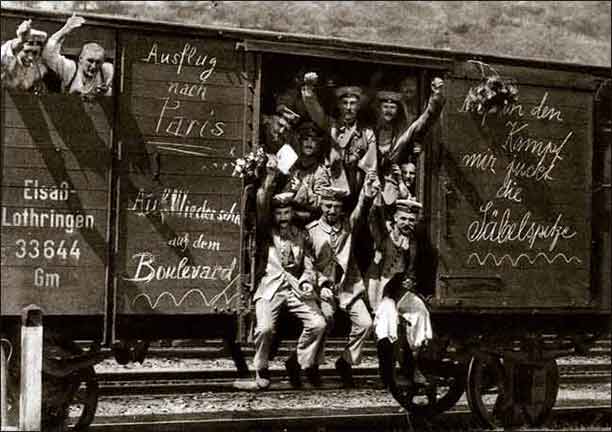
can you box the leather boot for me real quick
[304,365,322,387]
[284,353,302,388]
[335,357,355,388]
[376,338,396,388]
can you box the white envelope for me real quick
[276,144,299,174]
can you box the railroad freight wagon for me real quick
[1,7,610,430]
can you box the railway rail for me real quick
[84,404,612,432]
[94,363,611,396]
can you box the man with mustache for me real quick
[307,170,380,388]
[1,19,48,94]
[301,73,377,208]
[43,14,114,98]
[368,198,432,389]
[245,157,326,390]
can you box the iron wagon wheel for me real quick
[398,359,467,417]
[519,359,559,427]
[466,353,506,428]
[70,365,100,431]
[43,365,100,431]
[382,341,467,418]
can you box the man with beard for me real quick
[307,170,380,388]
[1,19,48,93]
[301,72,377,206]
[244,157,326,390]
[43,14,114,98]
[368,198,432,389]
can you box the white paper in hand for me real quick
[276,144,298,174]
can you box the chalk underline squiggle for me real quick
[467,252,582,267]
[131,274,240,309]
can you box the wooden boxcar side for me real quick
[1,7,610,344]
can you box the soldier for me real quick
[1,19,48,93]
[246,158,327,390]
[381,161,417,206]
[261,104,302,155]
[301,72,377,206]
[368,198,432,389]
[307,170,380,388]
[287,121,327,225]
[43,14,114,98]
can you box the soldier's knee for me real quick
[312,314,327,335]
[257,323,275,338]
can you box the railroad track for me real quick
[95,362,610,396]
[139,338,612,358]
[86,404,612,431]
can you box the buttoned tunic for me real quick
[307,219,365,309]
[368,222,432,349]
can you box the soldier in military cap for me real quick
[1,19,48,93]
[307,170,380,388]
[288,121,328,225]
[368,198,432,389]
[301,72,377,206]
[261,103,302,155]
[244,157,326,390]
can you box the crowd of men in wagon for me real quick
[2,14,446,393]
[245,68,446,391]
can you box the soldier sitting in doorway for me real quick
[241,156,327,390]
[307,171,380,388]
[368,198,433,389]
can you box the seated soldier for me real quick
[307,171,380,388]
[244,157,327,390]
[1,19,48,93]
[368,198,432,389]
[43,14,114,97]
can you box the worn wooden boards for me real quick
[435,62,595,307]
[114,33,250,315]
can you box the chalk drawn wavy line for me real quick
[132,275,240,310]
[467,252,582,267]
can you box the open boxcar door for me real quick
[114,29,256,339]
[432,60,602,309]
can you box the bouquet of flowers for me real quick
[232,147,267,184]
[464,61,519,124]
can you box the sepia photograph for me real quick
[1,1,610,431]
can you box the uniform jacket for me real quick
[254,225,316,301]
[306,192,373,309]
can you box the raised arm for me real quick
[301,72,330,132]
[255,157,280,235]
[349,169,380,230]
[42,13,84,75]
[390,78,446,164]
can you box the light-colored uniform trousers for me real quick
[320,296,372,365]
[374,291,432,349]
[253,286,326,371]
